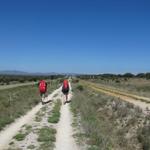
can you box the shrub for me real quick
[76,85,84,91]
[138,126,150,150]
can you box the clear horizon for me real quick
[0,0,150,74]
[0,70,149,75]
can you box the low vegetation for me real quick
[79,76,150,97]
[48,99,61,123]
[77,73,150,98]
[35,110,45,122]
[13,133,27,141]
[0,80,59,130]
[76,85,84,91]
[0,84,40,130]
[37,126,56,150]
[138,125,150,150]
[0,74,64,85]
[27,145,36,149]
[13,125,32,141]
[71,82,150,150]
[77,73,150,80]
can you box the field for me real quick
[80,76,150,98]
[0,75,64,85]
[0,77,61,131]
[71,77,150,150]
[0,75,150,150]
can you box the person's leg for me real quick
[66,88,69,101]
[63,89,69,104]
[66,93,68,101]
[63,94,66,104]
[41,93,45,104]
[64,93,68,104]
[63,93,67,105]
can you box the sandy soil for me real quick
[0,83,79,150]
[0,87,61,149]
[88,83,150,114]
[54,84,78,150]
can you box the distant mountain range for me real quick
[0,70,79,76]
[0,71,28,75]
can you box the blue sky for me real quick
[0,0,149,74]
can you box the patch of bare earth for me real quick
[0,87,61,150]
[1,83,79,150]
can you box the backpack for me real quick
[63,80,69,89]
[39,80,47,93]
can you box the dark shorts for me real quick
[40,92,46,97]
[62,88,69,95]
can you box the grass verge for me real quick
[71,82,150,150]
[37,126,56,150]
[48,99,61,123]
[85,78,150,98]
[0,81,59,131]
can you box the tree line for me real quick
[0,75,64,85]
[77,73,150,80]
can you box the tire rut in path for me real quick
[54,102,78,150]
[0,87,61,149]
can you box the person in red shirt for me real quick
[39,80,47,104]
[62,79,69,104]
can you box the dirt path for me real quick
[0,103,42,149]
[0,83,78,150]
[91,86,150,111]
[82,81,150,113]
[54,90,78,150]
[0,87,61,149]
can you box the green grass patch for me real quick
[25,125,32,131]
[13,133,27,141]
[35,110,45,122]
[37,126,56,150]
[27,145,36,149]
[39,142,54,150]
[76,85,84,91]
[38,127,56,142]
[13,124,33,142]
[9,141,14,145]
[0,81,59,130]
[48,99,61,123]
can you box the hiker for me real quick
[39,80,47,104]
[62,79,70,104]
